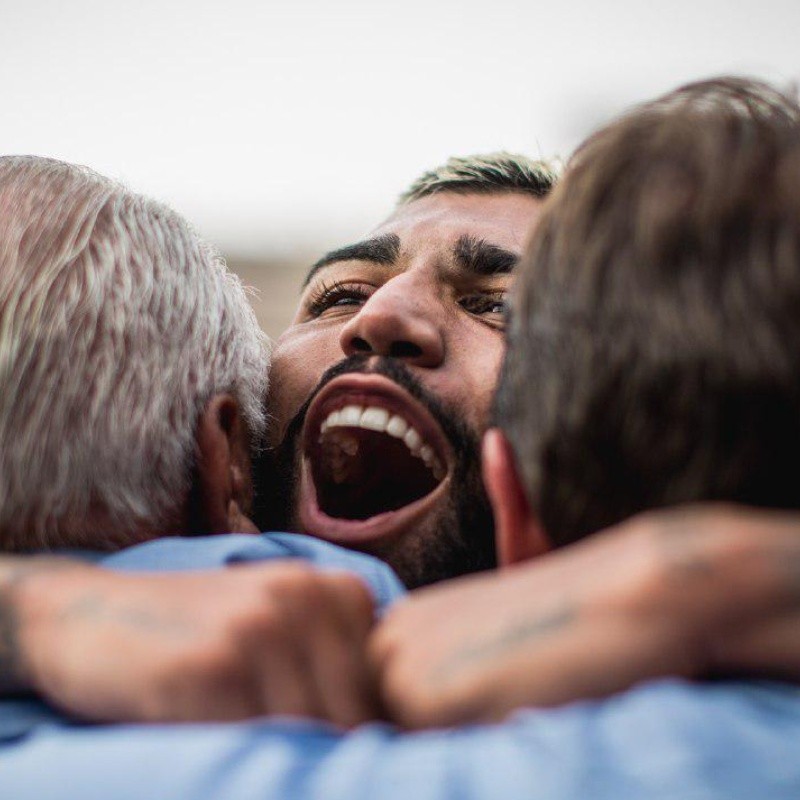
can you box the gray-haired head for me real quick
[397,151,559,206]
[0,156,270,551]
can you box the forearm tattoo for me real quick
[429,604,576,687]
[55,592,197,638]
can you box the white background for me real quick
[1,0,797,262]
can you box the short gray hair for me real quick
[398,151,559,205]
[0,156,270,551]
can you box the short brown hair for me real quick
[494,77,800,546]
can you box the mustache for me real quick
[253,353,497,583]
[279,354,480,460]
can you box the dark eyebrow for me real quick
[303,233,401,288]
[453,235,519,277]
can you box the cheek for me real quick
[452,330,506,428]
[266,326,343,446]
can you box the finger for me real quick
[303,578,382,728]
[367,599,413,673]
[241,590,327,721]
[306,620,380,728]
[321,571,376,632]
[254,638,326,720]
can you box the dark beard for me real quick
[252,354,496,587]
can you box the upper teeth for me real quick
[319,404,445,481]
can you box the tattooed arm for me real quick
[7,504,800,729]
[370,505,800,729]
[0,556,380,726]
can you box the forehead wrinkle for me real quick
[303,233,401,288]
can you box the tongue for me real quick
[313,429,439,520]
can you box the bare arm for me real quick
[8,504,800,729]
[371,504,800,729]
[0,555,381,727]
[0,555,80,694]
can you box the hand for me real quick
[11,559,379,727]
[370,504,800,729]
[0,556,81,694]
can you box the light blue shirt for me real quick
[0,533,405,742]
[2,533,800,799]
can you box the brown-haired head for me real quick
[494,76,800,546]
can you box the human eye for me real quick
[458,291,508,326]
[305,279,371,319]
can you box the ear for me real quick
[482,428,551,567]
[194,394,259,535]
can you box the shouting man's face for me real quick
[264,191,543,586]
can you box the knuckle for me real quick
[367,627,392,672]
[380,667,437,729]
[188,642,241,682]
[377,660,407,713]
[141,651,231,720]
[209,600,285,651]
[278,562,319,586]
[265,563,326,604]
[236,605,285,643]
[370,623,395,669]
[328,573,375,617]
[373,602,412,646]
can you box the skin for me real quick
[6,189,800,730]
[372,431,800,729]
[11,558,378,726]
[0,396,381,727]
[0,189,547,723]
[267,191,543,580]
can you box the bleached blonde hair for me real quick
[0,156,270,551]
[397,152,559,205]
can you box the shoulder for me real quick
[99,532,406,609]
[3,680,800,799]
[495,679,800,796]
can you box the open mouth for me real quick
[299,375,452,542]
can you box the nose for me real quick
[339,274,445,368]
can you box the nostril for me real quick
[351,336,372,353]
[389,341,423,359]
